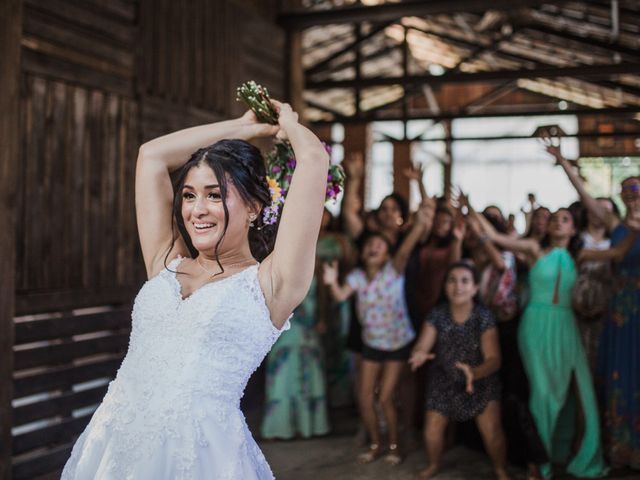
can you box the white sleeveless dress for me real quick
[61,257,289,479]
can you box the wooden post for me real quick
[0,0,22,478]
[443,120,453,202]
[285,29,305,117]
[393,140,412,201]
[343,122,370,206]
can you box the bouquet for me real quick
[237,81,345,225]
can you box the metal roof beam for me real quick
[279,0,558,30]
[307,63,640,90]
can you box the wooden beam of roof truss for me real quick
[519,24,640,61]
[306,63,640,90]
[412,131,640,142]
[279,0,560,30]
[310,106,640,125]
[306,21,394,76]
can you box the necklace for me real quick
[195,256,256,277]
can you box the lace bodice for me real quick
[61,257,289,480]
[124,257,286,406]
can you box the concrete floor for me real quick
[254,408,639,480]
[261,434,521,480]
[261,433,640,480]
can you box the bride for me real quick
[61,101,329,479]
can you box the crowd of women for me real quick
[259,139,640,480]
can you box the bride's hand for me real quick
[237,110,280,142]
[271,100,299,142]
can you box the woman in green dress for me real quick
[260,274,330,440]
[479,208,608,479]
[261,210,351,439]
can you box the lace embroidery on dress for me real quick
[61,256,289,480]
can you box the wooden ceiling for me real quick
[279,0,640,128]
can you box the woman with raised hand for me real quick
[342,151,409,249]
[547,140,640,470]
[323,200,435,466]
[476,203,611,479]
[61,102,330,479]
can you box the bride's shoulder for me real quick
[148,254,188,279]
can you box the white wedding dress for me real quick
[61,257,289,479]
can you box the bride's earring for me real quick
[248,213,257,228]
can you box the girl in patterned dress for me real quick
[323,200,435,465]
[409,262,509,480]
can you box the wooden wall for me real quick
[3,1,285,478]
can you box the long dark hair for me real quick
[524,206,551,238]
[540,207,583,258]
[377,192,409,224]
[165,139,276,273]
[426,206,455,248]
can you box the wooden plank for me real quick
[167,0,179,101]
[136,0,151,95]
[15,287,136,315]
[100,94,120,286]
[117,98,136,283]
[61,82,74,287]
[13,413,92,455]
[78,0,136,21]
[203,0,215,108]
[41,78,54,289]
[22,36,131,78]
[23,12,134,69]
[193,0,204,107]
[178,0,189,103]
[13,356,122,398]
[0,0,22,476]
[13,386,106,428]
[14,332,130,370]
[12,443,72,480]
[15,75,30,292]
[24,0,134,46]
[14,309,130,344]
[68,86,87,288]
[22,49,132,96]
[28,76,47,291]
[48,81,68,289]
[87,89,105,286]
[156,0,168,97]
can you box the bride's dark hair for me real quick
[165,139,276,273]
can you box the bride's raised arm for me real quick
[260,102,330,328]
[135,113,279,278]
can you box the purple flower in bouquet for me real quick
[237,80,346,219]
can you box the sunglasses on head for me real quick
[622,184,640,193]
